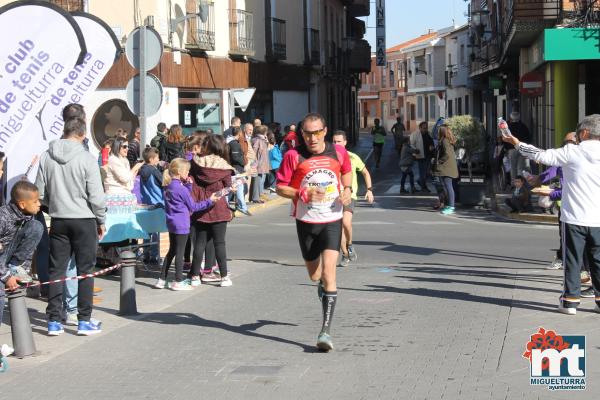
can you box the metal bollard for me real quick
[118,250,138,316]
[7,288,37,358]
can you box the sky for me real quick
[361,0,469,49]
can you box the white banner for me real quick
[0,1,86,154]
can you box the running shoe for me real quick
[190,276,202,287]
[581,287,595,298]
[77,319,102,336]
[339,256,350,267]
[154,278,166,289]
[220,276,233,287]
[201,271,221,283]
[316,332,334,352]
[441,206,455,215]
[347,245,358,262]
[547,258,563,270]
[170,281,193,291]
[47,321,64,336]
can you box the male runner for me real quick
[276,113,352,351]
[332,131,374,267]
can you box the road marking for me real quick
[384,184,401,195]
[408,221,460,225]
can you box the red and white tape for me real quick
[24,264,122,288]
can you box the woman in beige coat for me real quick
[104,137,143,195]
[433,125,459,215]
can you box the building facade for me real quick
[12,0,371,151]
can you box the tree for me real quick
[446,115,485,180]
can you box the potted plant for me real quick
[446,115,487,206]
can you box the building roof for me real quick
[386,32,438,54]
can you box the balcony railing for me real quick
[271,18,287,60]
[305,28,321,65]
[503,0,561,36]
[186,3,215,52]
[48,0,84,11]
[347,38,371,73]
[229,9,255,57]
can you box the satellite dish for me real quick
[198,0,209,23]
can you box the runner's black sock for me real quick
[321,291,337,335]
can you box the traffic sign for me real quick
[125,26,163,70]
[233,88,256,112]
[126,73,163,116]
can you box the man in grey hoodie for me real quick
[35,117,106,336]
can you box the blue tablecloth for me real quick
[100,208,168,244]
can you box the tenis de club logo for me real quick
[523,327,586,391]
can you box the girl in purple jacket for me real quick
[156,158,219,291]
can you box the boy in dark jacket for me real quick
[139,147,164,264]
[398,136,416,193]
[0,181,44,330]
[505,175,532,213]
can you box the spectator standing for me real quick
[150,122,168,160]
[398,136,416,193]
[250,125,270,203]
[228,127,251,216]
[503,114,600,315]
[507,111,531,180]
[139,147,164,264]
[156,158,217,290]
[371,118,386,168]
[411,121,435,192]
[189,135,236,287]
[433,125,459,215]
[35,117,106,336]
[163,124,185,163]
[224,117,241,142]
[127,127,142,168]
[104,137,143,195]
[266,131,283,193]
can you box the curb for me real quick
[494,207,558,224]
[236,196,289,218]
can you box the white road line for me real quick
[408,221,459,225]
[384,184,401,195]
[352,221,395,225]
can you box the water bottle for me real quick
[497,117,513,139]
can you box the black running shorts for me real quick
[343,199,356,213]
[295,219,343,262]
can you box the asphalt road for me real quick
[2,135,595,400]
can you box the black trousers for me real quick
[562,223,600,306]
[190,221,228,278]
[161,233,188,282]
[47,218,98,322]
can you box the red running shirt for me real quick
[276,143,352,223]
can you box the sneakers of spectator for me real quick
[64,312,78,326]
[154,278,166,289]
[547,257,563,270]
[47,321,64,336]
[441,206,456,215]
[0,344,13,373]
[9,263,33,283]
[170,280,193,291]
[220,276,233,287]
[201,271,221,283]
[581,271,591,284]
[581,287,595,298]
[189,276,202,287]
[77,319,102,336]
[339,256,350,267]
[558,301,577,315]
[347,244,358,262]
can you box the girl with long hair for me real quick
[433,125,459,215]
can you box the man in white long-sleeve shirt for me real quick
[503,114,600,315]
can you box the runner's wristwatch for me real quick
[367,187,373,191]
[343,186,353,193]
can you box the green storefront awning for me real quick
[545,28,600,61]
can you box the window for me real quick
[429,95,436,120]
[370,104,376,118]
[427,54,432,75]
[389,62,394,87]
[457,97,462,115]
[417,96,424,119]
[447,99,453,117]
[465,95,469,115]
[460,44,465,65]
[381,65,386,87]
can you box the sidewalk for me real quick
[492,193,558,224]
